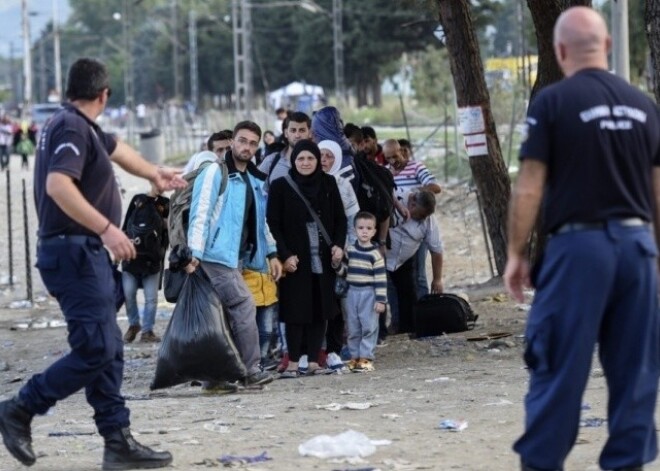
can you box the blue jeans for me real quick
[122,271,159,333]
[256,304,276,359]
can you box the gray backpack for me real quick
[168,160,228,250]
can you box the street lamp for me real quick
[232,0,344,117]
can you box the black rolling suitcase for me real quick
[413,293,478,338]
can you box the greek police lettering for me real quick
[600,120,633,130]
[579,105,610,122]
[579,104,646,131]
[611,105,647,123]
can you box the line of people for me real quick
[158,106,447,385]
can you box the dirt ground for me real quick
[0,164,659,471]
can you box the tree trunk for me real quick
[527,0,592,100]
[525,0,592,264]
[371,74,382,107]
[646,0,660,102]
[356,80,368,107]
[436,0,511,276]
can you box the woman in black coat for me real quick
[267,140,347,376]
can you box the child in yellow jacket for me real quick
[242,269,278,371]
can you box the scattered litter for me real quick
[576,438,590,445]
[339,390,360,396]
[239,414,275,420]
[7,377,23,383]
[48,431,96,437]
[580,418,606,428]
[382,459,434,470]
[381,413,400,420]
[0,275,17,285]
[218,451,271,465]
[299,429,389,459]
[515,304,532,311]
[124,394,152,401]
[183,439,200,445]
[581,403,591,410]
[466,332,512,341]
[424,377,454,383]
[0,361,9,372]
[203,420,232,433]
[483,399,513,407]
[438,419,468,431]
[9,300,32,309]
[316,403,374,411]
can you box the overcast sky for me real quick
[0,0,71,58]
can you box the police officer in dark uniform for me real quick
[504,7,660,471]
[0,58,186,469]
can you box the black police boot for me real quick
[0,396,36,466]
[102,427,172,470]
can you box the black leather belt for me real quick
[38,234,100,246]
[552,217,647,236]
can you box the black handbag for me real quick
[163,269,187,303]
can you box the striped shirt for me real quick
[390,160,437,205]
[337,242,387,304]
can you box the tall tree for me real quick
[526,0,590,100]
[436,0,511,275]
[646,0,660,102]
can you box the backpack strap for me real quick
[267,151,283,184]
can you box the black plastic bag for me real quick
[163,268,186,303]
[150,270,247,390]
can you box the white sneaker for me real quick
[298,354,308,374]
[326,352,347,371]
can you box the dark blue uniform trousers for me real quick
[514,222,660,470]
[18,236,130,436]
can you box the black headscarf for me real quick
[289,139,323,206]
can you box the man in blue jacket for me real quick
[186,120,282,386]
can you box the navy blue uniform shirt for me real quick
[34,103,120,238]
[520,69,660,234]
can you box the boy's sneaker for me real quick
[276,353,290,373]
[298,355,309,374]
[326,352,347,371]
[358,359,375,372]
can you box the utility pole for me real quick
[122,0,135,144]
[21,0,33,115]
[611,0,630,81]
[189,9,198,110]
[171,0,183,101]
[53,0,62,100]
[38,37,46,102]
[332,0,345,105]
[9,41,18,104]
[232,0,253,117]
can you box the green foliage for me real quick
[410,45,453,107]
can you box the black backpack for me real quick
[353,156,396,224]
[413,293,478,337]
[122,194,166,275]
